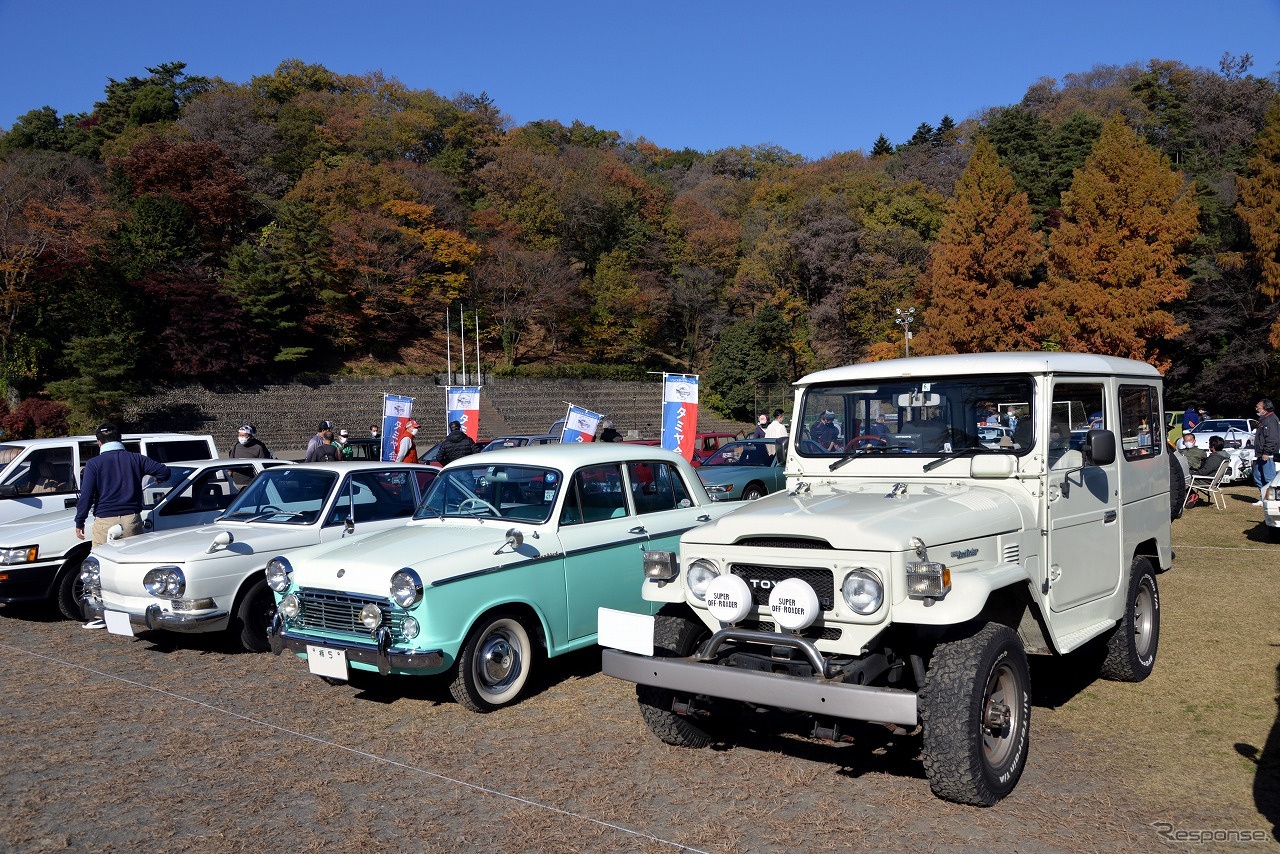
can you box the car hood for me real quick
[94,522,319,565]
[285,521,545,598]
[684,480,1028,552]
[0,508,76,545]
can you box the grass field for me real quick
[1044,480,1280,834]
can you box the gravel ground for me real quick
[0,601,1239,853]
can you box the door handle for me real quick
[64,498,77,509]
[629,526,647,535]
[1103,510,1117,523]
[697,514,711,522]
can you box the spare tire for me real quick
[1169,449,1187,521]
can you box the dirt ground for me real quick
[1,581,1272,854]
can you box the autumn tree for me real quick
[1038,115,1200,368]
[1233,97,1280,346]
[913,138,1044,355]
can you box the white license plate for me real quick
[104,610,134,637]
[306,644,349,680]
[597,607,655,656]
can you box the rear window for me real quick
[146,439,213,463]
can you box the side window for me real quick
[627,461,693,513]
[158,467,248,516]
[565,464,627,523]
[1119,385,1162,462]
[147,439,213,463]
[1050,383,1105,468]
[327,472,401,525]
[3,448,75,495]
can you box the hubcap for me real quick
[478,632,519,691]
[1133,580,1155,658]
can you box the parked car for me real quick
[79,462,438,652]
[0,433,217,525]
[1183,418,1258,482]
[266,444,736,710]
[480,434,560,451]
[695,440,787,501]
[0,458,290,619]
[690,432,746,465]
[1263,472,1280,539]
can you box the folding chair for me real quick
[1186,464,1228,510]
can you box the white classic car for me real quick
[79,462,437,651]
[267,444,736,711]
[0,458,288,619]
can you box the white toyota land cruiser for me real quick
[600,352,1171,806]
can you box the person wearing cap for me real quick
[396,420,421,464]
[334,428,354,460]
[752,414,768,439]
[305,420,333,462]
[436,420,476,466]
[810,410,840,451]
[598,419,622,443]
[228,424,272,460]
[74,422,170,552]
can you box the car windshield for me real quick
[416,464,561,523]
[222,468,338,525]
[701,441,776,467]
[796,375,1035,459]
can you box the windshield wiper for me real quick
[922,447,995,472]
[242,509,304,522]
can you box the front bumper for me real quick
[82,600,229,633]
[0,559,64,603]
[268,613,444,675]
[602,648,919,727]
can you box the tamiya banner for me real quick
[661,374,699,460]
[561,405,602,443]
[447,386,481,440]
[381,394,414,462]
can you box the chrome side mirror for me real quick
[493,527,524,555]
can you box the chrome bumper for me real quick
[267,612,444,675]
[602,649,919,726]
[82,600,229,632]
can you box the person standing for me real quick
[1253,398,1280,505]
[314,430,342,463]
[228,424,272,459]
[334,428,353,459]
[764,409,788,440]
[598,419,622,442]
[75,422,172,624]
[396,420,421,463]
[369,425,380,439]
[436,420,475,466]
[305,421,331,462]
[751,414,768,439]
[1183,404,1201,432]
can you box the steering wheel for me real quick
[258,505,283,515]
[844,435,889,452]
[458,497,499,516]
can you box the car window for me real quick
[146,439,213,463]
[0,447,75,495]
[559,464,627,525]
[325,470,418,526]
[627,461,693,514]
[1118,384,1162,462]
[156,465,246,516]
[419,464,561,523]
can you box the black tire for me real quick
[54,548,91,620]
[637,614,720,748]
[1168,452,1187,521]
[1099,557,1160,682]
[920,623,1031,807]
[449,614,533,712]
[741,482,766,501]
[233,578,276,653]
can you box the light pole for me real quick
[894,307,915,357]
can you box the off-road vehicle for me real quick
[600,352,1171,805]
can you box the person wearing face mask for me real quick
[228,424,272,459]
[334,428,353,460]
[396,420,421,463]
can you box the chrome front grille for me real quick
[728,563,836,611]
[295,588,403,634]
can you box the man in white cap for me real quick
[228,424,272,459]
[752,414,768,439]
[396,420,421,463]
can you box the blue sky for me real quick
[1,1,1276,160]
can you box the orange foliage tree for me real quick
[1037,115,1199,369]
[1233,98,1280,345]
[914,138,1044,355]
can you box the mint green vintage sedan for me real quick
[267,443,736,711]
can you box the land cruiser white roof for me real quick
[796,352,1162,387]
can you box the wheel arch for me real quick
[464,601,549,656]
[228,567,268,615]
[1131,538,1166,573]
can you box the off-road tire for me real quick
[741,482,766,501]
[1168,452,1187,521]
[54,548,91,620]
[234,578,276,653]
[450,614,533,712]
[637,614,720,748]
[920,623,1031,807]
[1099,557,1160,682]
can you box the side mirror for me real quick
[0,485,15,498]
[1086,429,1116,466]
[206,530,234,554]
[107,523,125,543]
[343,518,355,536]
[493,527,524,555]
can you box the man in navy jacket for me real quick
[74,423,170,548]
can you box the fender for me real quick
[893,563,1031,626]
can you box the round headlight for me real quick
[143,566,186,598]
[359,603,383,630]
[768,578,821,630]
[842,569,883,615]
[401,616,420,640]
[79,556,101,585]
[279,593,300,619]
[389,568,423,608]
[265,557,293,592]
[687,559,720,601]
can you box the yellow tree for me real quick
[1038,115,1199,369]
[1233,97,1280,345]
[914,137,1044,355]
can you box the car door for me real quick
[148,464,264,531]
[0,444,79,520]
[559,463,652,640]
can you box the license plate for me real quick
[306,644,348,680]
[597,607,655,656]
[104,610,134,637]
